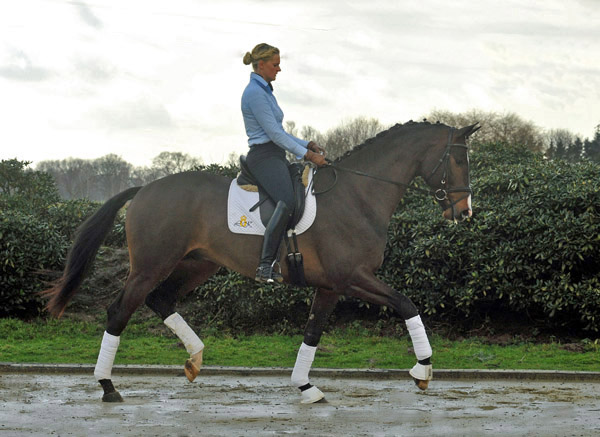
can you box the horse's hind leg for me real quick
[95,270,163,402]
[145,257,220,382]
[291,288,339,404]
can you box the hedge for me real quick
[0,160,126,316]
[381,143,600,332]
[2,148,599,333]
[183,143,600,333]
[0,209,67,316]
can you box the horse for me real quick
[42,120,478,404]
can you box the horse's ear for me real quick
[456,123,481,140]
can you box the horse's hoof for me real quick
[184,350,203,382]
[300,386,325,404]
[409,362,432,391]
[413,378,429,391]
[102,391,124,402]
[184,359,201,382]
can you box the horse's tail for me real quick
[41,187,142,317]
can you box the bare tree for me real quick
[130,166,162,186]
[424,109,545,151]
[225,151,241,168]
[284,117,386,161]
[323,117,387,159]
[284,120,298,137]
[151,151,203,178]
[300,125,326,145]
[37,158,96,199]
[93,154,132,200]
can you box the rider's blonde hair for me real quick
[243,43,280,71]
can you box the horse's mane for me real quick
[333,120,450,163]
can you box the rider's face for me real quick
[258,54,281,83]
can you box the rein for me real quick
[314,162,435,197]
[312,127,472,214]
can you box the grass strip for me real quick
[1,318,598,371]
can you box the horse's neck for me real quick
[337,139,420,219]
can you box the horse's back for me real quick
[129,171,230,211]
[125,171,232,252]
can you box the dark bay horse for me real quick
[43,121,478,403]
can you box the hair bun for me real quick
[242,52,254,65]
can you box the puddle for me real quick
[1,373,599,436]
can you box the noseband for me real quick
[314,127,472,218]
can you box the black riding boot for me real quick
[256,201,290,283]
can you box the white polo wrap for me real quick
[94,331,120,381]
[291,342,317,387]
[164,312,204,355]
[405,315,432,360]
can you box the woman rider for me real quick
[241,43,327,283]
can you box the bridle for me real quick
[313,127,472,219]
[424,128,473,219]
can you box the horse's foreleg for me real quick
[347,269,433,390]
[405,315,433,389]
[291,288,339,404]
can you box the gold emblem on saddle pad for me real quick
[234,215,253,228]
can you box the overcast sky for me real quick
[1,0,599,167]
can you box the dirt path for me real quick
[1,371,599,436]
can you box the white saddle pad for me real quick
[227,168,317,236]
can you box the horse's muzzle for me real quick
[442,194,472,221]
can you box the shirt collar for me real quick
[251,72,273,92]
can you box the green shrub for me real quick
[183,268,314,333]
[0,209,68,317]
[0,159,60,213]
[0,161,114,317]
[44,199,127,247]
[44,199,99,241]
[381,142,600,332]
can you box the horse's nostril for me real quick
[461,209,472,220]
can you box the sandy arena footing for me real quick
[1,366,599,436]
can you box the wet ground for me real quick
[1,369,599,436]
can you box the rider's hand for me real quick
[304,149,328,167]
[307,141,326,156]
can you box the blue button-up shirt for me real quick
[241,73,308,158]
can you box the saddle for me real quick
[236,155,311,287]
[237,155,308,229]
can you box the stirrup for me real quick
[255,262,283,283]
